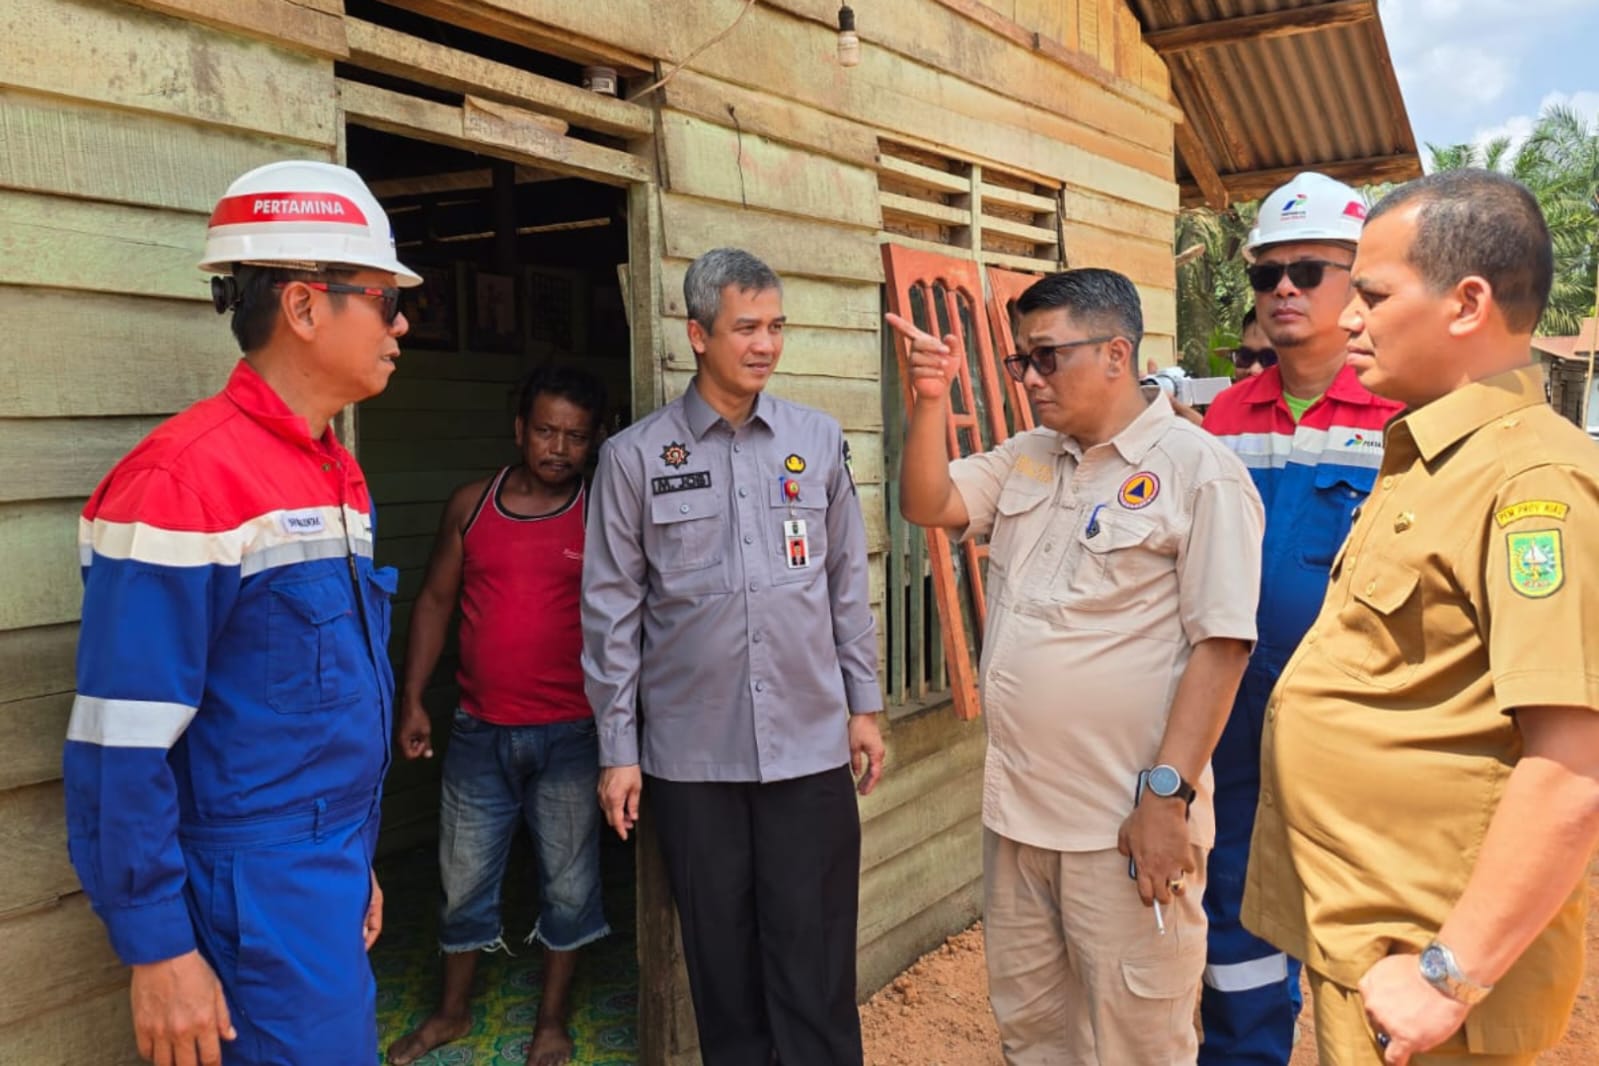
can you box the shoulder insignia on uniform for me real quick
[1118,471,1160,510]
[784,453,806,474]
[659,441,691,468]
[1495,500,1569,527]
[652,471,711,495]
[1507,529,1564,598]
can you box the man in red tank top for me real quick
[387,367,609,1066]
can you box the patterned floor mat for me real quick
[371,835,639,1065]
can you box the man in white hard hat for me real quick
[1198,173,1403,1065]
[64,160,417,1066]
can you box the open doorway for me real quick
[347,124,641,1062]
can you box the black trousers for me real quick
[648,765,864,1066]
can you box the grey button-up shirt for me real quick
[582,378,881,782]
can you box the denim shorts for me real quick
[437,708,610,953]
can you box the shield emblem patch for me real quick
[1507,529,1563,598]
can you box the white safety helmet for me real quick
[198,160,421,287]
[1242,172,1368,262]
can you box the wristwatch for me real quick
[1419,941,1493,1005]
[1145,764,1196,809]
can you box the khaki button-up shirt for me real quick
[1243,365,1599,1054]
[950,393,1263,852]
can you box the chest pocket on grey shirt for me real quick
[768,475,828,584]
[649,492,726,593]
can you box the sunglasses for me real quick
[1003,335,1117,383]
[1230,345,1278,369]
[1247,259,1351,293]
[277,280,404,324]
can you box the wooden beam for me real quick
[1174,113,1229,209]
[1145,0,1377,55]
[378,0,652,73]
[117,0,348,59]
[1179,153,1422,205]
[368,166,564,198]
[337,80,649,187]
[343,17,653,139]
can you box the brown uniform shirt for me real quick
[1243,365,1599,1054]
[949,392,1263,853]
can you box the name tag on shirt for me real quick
[280,509,326,535]
[652,471,712,495]
[784,519,810,569]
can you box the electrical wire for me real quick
[627,0,759,101]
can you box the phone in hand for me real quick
[1128,769,1150,879]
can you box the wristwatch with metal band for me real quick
[1419,941,1493,1005]
[1145,764,1196,809]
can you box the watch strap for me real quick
[1422,941,1493,1006]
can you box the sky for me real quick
[1379,0,1599,162]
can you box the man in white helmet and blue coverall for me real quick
[1199,172,1403,1063]
[64,160,419,1065]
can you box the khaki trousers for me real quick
[983,830,1207,1065]
[1308,972,1535,1066]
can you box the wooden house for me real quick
[0,1,1417,1061]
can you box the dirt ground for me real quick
[861,865,1599,1065]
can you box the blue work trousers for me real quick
[182,794,379,1066]
[1201,657,1301,1066]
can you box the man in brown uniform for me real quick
[1244,168,1599,1066]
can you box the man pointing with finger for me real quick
[893,269,1262,1064]
[582,248,884,1066]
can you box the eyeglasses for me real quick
[277,280,404,324]
[1247,259,1351,293]
[1003,335,1117,382]
[1230,345,1278,370]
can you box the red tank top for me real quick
[457,468,591,726]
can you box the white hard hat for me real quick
[1242,172,1368,262]
[198,160,421,287]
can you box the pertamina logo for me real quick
[1342,432,1383,450]
[1280,192,1308,221]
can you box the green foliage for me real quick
[1425,103,1599,335]
[1173,202,1255,376]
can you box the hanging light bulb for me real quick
[837,4,860,68]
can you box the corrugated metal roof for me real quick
[1129,0,1422,206]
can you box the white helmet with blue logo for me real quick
[1243,172,1368,263]
[198,160,421,287]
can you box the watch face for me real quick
[1419,947,1448,981]
[1148,765,1181,796]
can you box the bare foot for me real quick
[527,1020,574,1066]
[387,1011,473,1065]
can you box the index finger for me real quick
[884,312,946,351]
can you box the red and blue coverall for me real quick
[64,361,397,1064]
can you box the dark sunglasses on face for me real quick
[1231,345,1278,369]
[1247,259,1351,293]
[1003,335,1117,383]
[276,280,404,324]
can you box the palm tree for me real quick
[1173,202,1256,376]
[1426,103,1599,335]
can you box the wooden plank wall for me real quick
[0,1,338,1060]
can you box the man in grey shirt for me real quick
[582,247,885,1065]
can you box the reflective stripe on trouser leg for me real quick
[1205,953,1289,991]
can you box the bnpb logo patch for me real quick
[1118,471,1159,510]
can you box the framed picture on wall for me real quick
[469,268,521,353]
[404,263,458,349]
